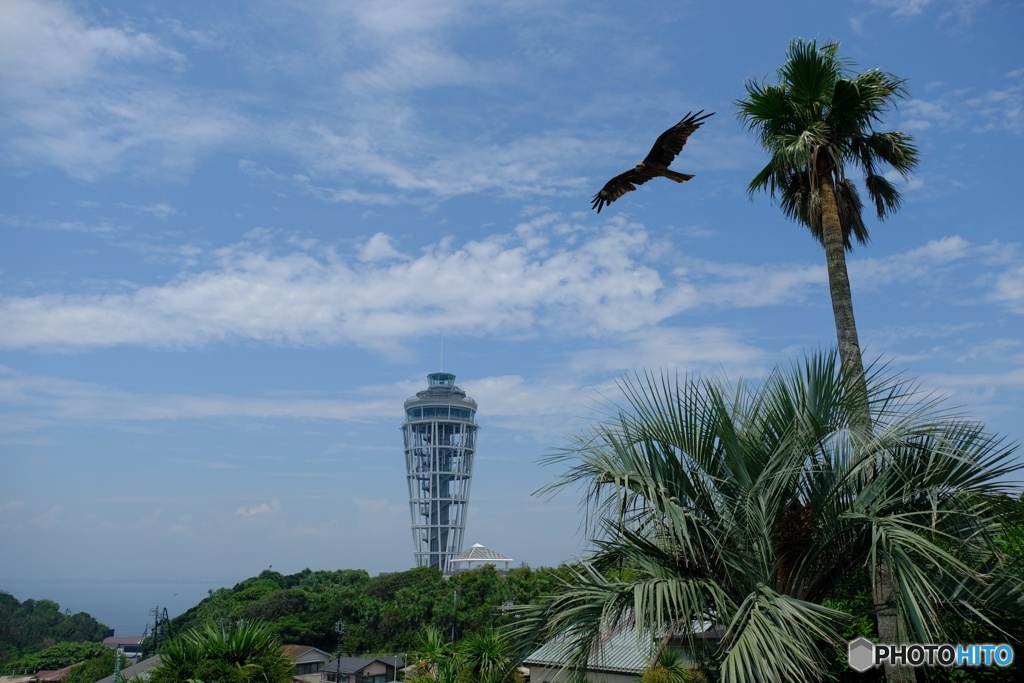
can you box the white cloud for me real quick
[117,202,179,219]
[290,124,589,199]
[850,236,972,286]
[0,334,764,448]
[0,0,179,94]
[235,500,281,517]
[991,265,1024,313]
[0,0,717,200]
[0,230,997,354]
[866,0,986,19]
[0,214,122,235]
[358,233,406,262]
[169,514,194,537]
[343,43,495,93]
[900,73,1023,137]
[0,225,672,350]
[900,98,956,131]
[4,88,244,180]
[0,0,241,179]
[30,506,63,528]
[966,79,1024,134]
[343,0,467,37]
[878,0,933,15]
[0,365,398,423]
[922,368,1024,390]
[567,327,767,377]
[692,260,824,308]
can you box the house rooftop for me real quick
[450,543,512,565]
[103,635,144,647]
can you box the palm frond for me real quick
[720,586,846,681]
[524,350,1022,681]
[835,179,869,245]
[779,40,841,108]
[736,38,920,245]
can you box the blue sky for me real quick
[1,0,1022,635]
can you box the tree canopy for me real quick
[163,564,566,657]
[0,592,109,668]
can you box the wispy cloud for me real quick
[0,0,180,93]
[0,227,1005,353]
[865,0,988,20]
[116,202,179,219]
[235,500,281,517]
[868,0,936,17]
[899,70,1023,136]
[0,0,716,200]
[0,223,663,350]
[0,213,122,235]
[850,236,973,286]
[0,1,247,180]
[0,365,397,423]
[991,265,1024,314]
[0,500,27,514]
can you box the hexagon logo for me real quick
[848,637,875,672]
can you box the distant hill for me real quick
[0,591,110,665]
[163,564,567,656]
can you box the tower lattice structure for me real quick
[402,372,478,575]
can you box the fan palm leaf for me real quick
[515,351,1020,682]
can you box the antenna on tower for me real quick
[440,334,444,372]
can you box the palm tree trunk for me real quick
[820,178,914,683]
[874,563,915,682]
[818,177,864,382]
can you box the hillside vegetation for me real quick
[163,564,567,656]
[0,592,109,667]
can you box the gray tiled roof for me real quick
[524,617,721,674]
[326,656,406,674]
[94,655,162,683]
[328,657,375,673]
[450,543,512,563]
[523,622,655,674]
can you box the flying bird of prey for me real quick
[591,110,714,213]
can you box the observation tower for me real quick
[402,372,478,575]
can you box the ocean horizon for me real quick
[2,576,241,638]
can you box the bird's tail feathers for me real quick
[663,170,695,183]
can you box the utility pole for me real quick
[150,606,160,652]
[451,589,457,641]
[335,620,344,683]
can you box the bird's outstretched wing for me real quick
[642,110,714,167]
[591,168,656,213]
[591,110,714,213]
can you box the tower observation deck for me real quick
[402,372,478,575]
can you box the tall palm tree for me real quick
[515,351,1019,682]
[737,42,920,679]
[736,40,919,382]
